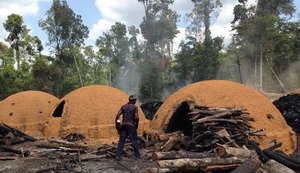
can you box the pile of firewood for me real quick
[0,123,37,145]
[145,106,300,172]
[144,107,265,153]
[149,146,300,173]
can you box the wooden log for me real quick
[0,156,18,160]
[188,131,211,145]
[202,164,240,172]
[152,150,217,160]
[144,138,159,148]
[173,136,190,150]
[200,118,244,124]
[147,167,171,173]
[231,158,262,173]
[265,143,282,151]
[249,141,269,162]
[230,129,265,139]
[192,108,245,124]
[48,138,76,146]
[0,145,30,156]
[218,146,257,158]
[48,138,87,149]
[1,123,37,141]
[35,142,63,149]
[263,159,295,173]
[215,129,240,148]
[72,154,107,162]
[58,147,85,153]
[161,137,178,152]
[157,157,246,169]
[263,149,300,170]
[255,167,270,173]
[158,131,183,141]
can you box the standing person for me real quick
[115,95,140,160]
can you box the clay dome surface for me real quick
[289,88,300,95]
[0,91,59,137]
[149,80,296,154]
[53,85,149,144]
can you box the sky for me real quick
[0,0,299,55]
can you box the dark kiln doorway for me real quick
[165,102,193,136]
[52,100,65,117]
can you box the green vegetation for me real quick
[0,0,299,101]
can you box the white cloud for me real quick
[0,0,41,42]
[173,27,186,53]
[90,0,253,50]
[87,19,114,45]
[95,0,144,26]
[89,0,144,43]
[210,0,238,45]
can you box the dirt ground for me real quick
[0,156,156,173]
[0,141,157,173]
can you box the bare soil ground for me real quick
[0,141,157,173]
[0,156,156,173]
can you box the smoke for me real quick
[279,59,300,92]
[115,59,141,97]
[216,50,298,94]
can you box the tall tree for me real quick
[138,0,178,102]
[96,22,129,86]
[3,14,27,69]
[186,0,222,42]
[39,0,88,57]
[39,0,89,95]
[174,0,223,83]
[231,0,297,92]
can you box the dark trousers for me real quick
[116,124,140,157]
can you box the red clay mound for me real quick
[0,91,59,138]
[52,85,149,144]
[148,80,296,154]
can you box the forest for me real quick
[0,0,299,102]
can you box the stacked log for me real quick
[0,123,37,144]
[150,107,265,153]
[150,147,259,172]
[148,106,300,172]
[189,106,265,152]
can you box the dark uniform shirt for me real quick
[120,103,138,127]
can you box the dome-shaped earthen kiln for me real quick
[0,91,59,138]
[289,88,300,95]
[149,80,296,154]
[51,85,149,144]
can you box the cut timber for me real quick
[0,145,30,156]
[159,131,183,141]
[264,159,295,173]
[47,138,86,149]
[78,154,107,162]
[0,156,18,160]
[202,164,240,172]
[215,129,239,148]
[157,157,246,169]
[48,138,76,146]
[161,137,177,152]
[231,158,261,173]
[152,150,217,160]
[263,149,300,170]
[147,168,171,173]
[192,108,245,124]
[1,123,37,142]
[218,146,257,158]
[255,167,269,173]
